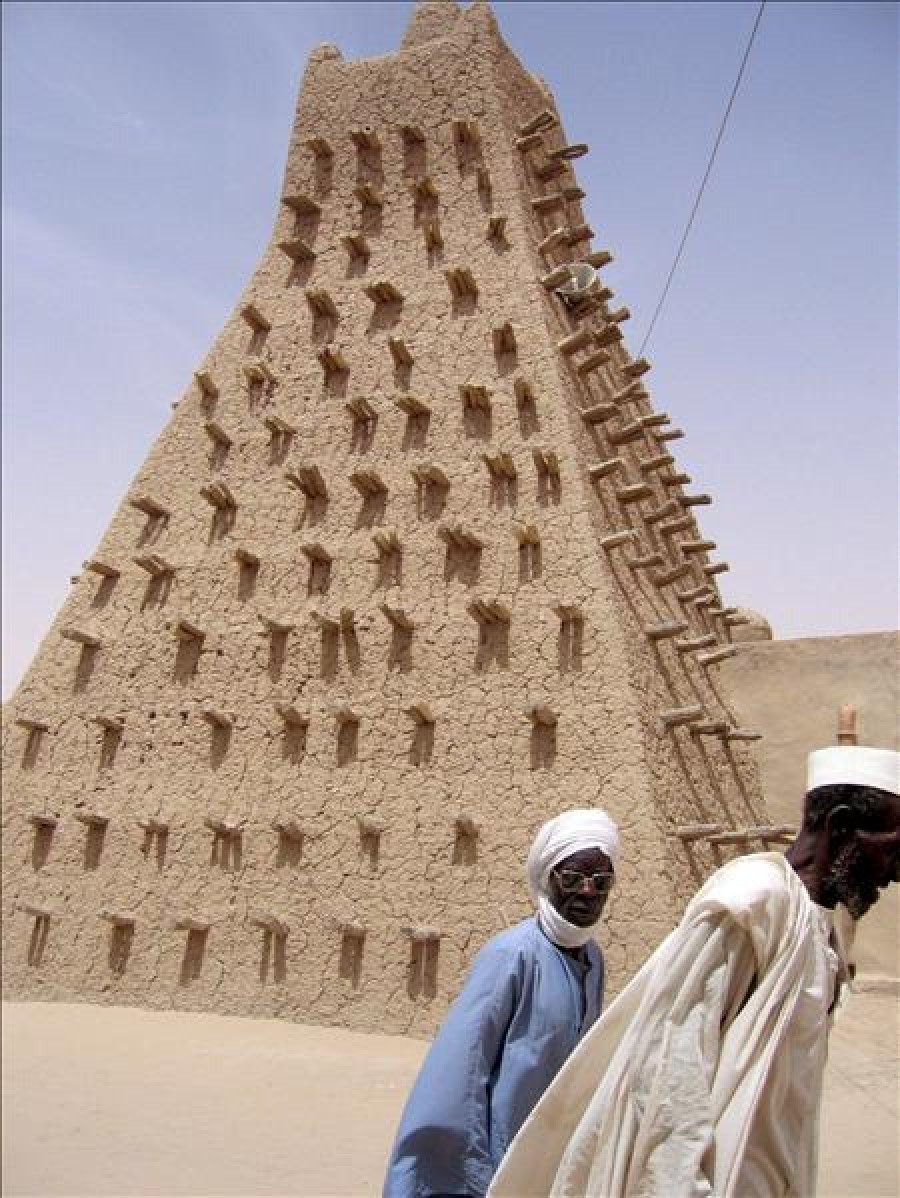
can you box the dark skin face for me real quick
[547,847,615,928]
[786,792,900,920]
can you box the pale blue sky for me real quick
[2,1,897,697]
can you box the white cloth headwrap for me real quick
[526,809,621,949]
[807,746,900,796]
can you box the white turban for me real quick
[807,746,900,796]
[526,809,621,948]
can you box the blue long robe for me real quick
[383,916,605,1198]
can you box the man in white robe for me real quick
[489,745,900,1198]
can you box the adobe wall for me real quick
[1,0,765,1034]
[720,631,899,982]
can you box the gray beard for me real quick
[825,842,878,920]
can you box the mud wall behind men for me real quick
[721,630,899,982]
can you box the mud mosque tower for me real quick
[1,1,775,1034]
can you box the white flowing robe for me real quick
[488,853,841,1198]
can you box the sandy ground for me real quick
[2,993,898,1197]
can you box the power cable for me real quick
[638,1,767,357]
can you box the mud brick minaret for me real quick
[1,1,772,1035]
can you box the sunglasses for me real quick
[552,868,616,895]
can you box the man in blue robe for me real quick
[383,808,621,1198]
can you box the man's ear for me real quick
[824,804,856,845]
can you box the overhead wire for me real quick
[638,1,767,357]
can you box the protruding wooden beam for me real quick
[645,621,689,641]
[584,250,613,269]
[593,323,624,349]
[74,811,109,827]
[380,604,415,631]
[364,281,403,306]
[350,126,381,151]
[638,453,675,474]
[91,713,124,732]
[275,703,309,728]
[676,823,723,842]
[201,706,234,729]
[657,515,694,536]
[173,915,212,932]
[19,901,57,920]
[653,563,693,586]
[576,350,611,376]
[660,705,704,729]
[28,812,58,828]
[403,926,442,943]
[696,645,740,667]
[133,553,175,577]
[16,716,50,733]
[250,912,290,935]
[549,142,588,162]
[565,222,594,245]
[174,617,205,643]
[526,704,558,727]
[643,500,679,524]
[204,816,244,837]
[129,495,170,519]
[467,598,511,624]
[515,132,544,153]
[404,702,435,725]
[627,552,664,570]
[537,227,568,255]
[482,452,517,480]
[557,328,593,355]
[286,465,327,498]
[518,110,558,138]
[540,264,574,289]
[61,626,102,648]
[673,633,717,653]
[341,233,370,263]
[623,357,651,378]
[606,421,646,447]
[283,193,321,217]
[690,720,730,736]
[580,401,617,423]
[354,182,383,209]
[837,705,858,746]
[588,458,625,482]
[357,815,384,838]
[708,831,751,846]
[531,194,566,216]
[455,814,479,836]
[615,482,653,504]
[100,909,137,927]
[486,214,508,241]
[200,481,236,510]
[444,267,478,300]
[599,529,642,551]
[83,559,121,579]
[273,817,305,841]
[305,135,332,159]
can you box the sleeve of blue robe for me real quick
[383,933,521,1198]
[383,921,603,1198]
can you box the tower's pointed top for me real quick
[401,0,462,51]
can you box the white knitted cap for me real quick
[807,746,900,797]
